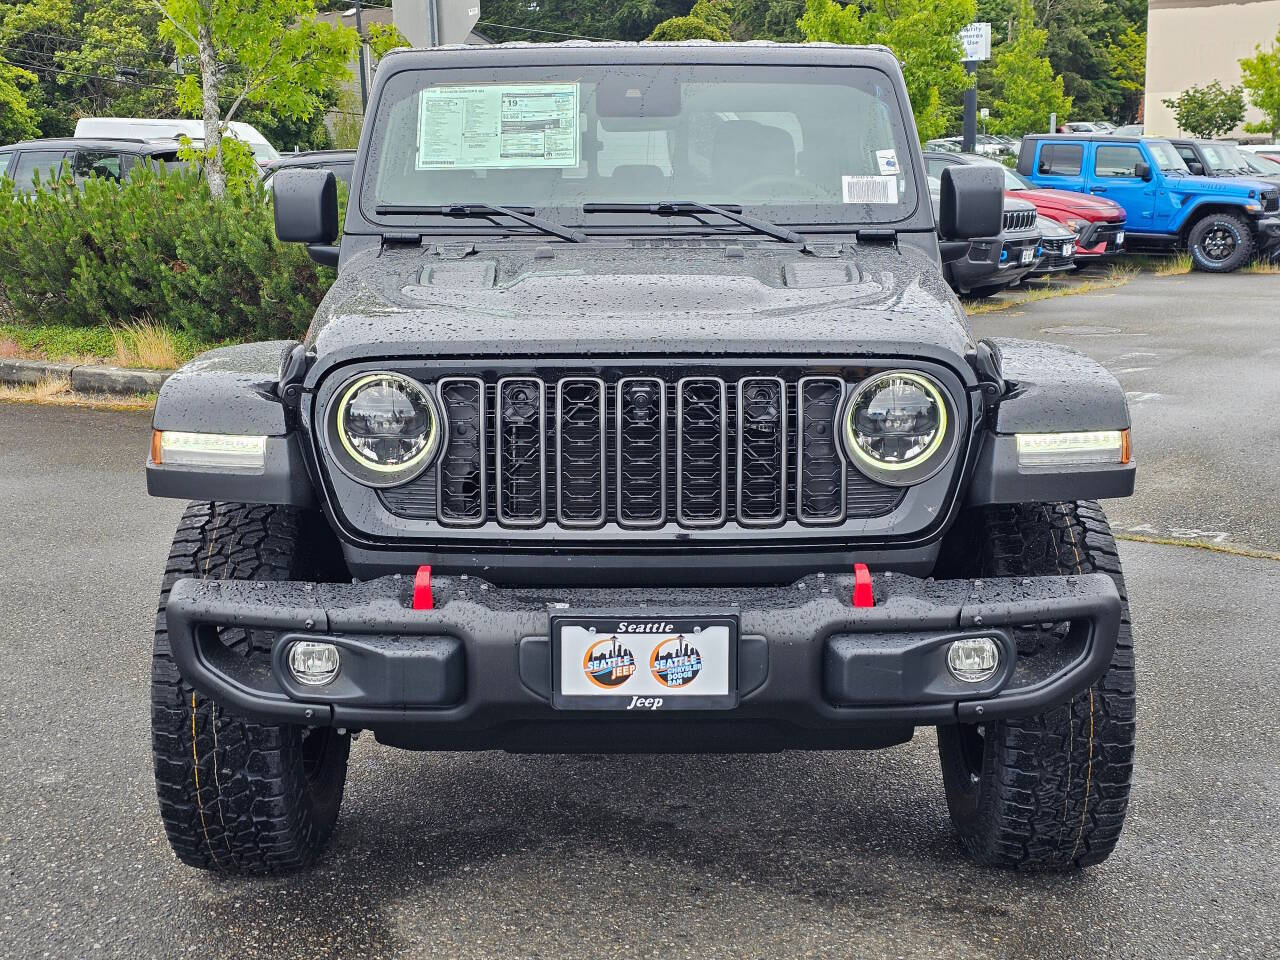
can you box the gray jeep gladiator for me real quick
[147,42,1137,874]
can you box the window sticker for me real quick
[416,83,580,170]
[875,148,900,176]
[842,175,898,204]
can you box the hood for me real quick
[1173,174,1275,196]
[1012,187,1124,220]
[306,240,975,375]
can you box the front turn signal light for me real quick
[152,430,267,471]
[1016,429,1130,468]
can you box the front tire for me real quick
[936,501,1136,870]
[152,501,350,874]
[1186,212,1254,272]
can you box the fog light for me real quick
[288,641,340,686]
[947,637,1001,683]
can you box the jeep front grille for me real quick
[1003,208,1036,231]
[1263,189,1279,214]
[380,373,907,530]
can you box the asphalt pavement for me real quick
[2,272,1278,959]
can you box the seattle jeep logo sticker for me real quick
[582,637,637,688]
[650,635,702,688]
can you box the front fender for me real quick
[1170,195,1254,233]
[967,339,1135,506]
[147,341,316,507]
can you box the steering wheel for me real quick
[735,173,826,200]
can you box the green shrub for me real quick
[0,164,333,344]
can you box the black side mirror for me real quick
[273,169,338,244]
[938,165,1003,241]
[1134,160,1152,180]
[1186,160,1203,176]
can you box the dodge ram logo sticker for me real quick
[583,637,636,688]
[650,635,702,688]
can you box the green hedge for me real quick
[0,166,333,344]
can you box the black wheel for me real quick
[152,501,351,874]
[936,501,1136,870]
[965,284,1007,299]
[1186,212,1255,272]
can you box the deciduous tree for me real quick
[799,0,976,142]
[0,56,39,143]
[153,0,357,196]
[1162,81,1245,139]
[1240,28,1280,140]
[648,0,733,40]
[990,0,1070,136]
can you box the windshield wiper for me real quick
[374,203,587,243]
[583,201,810,247]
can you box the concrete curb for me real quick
[0,358,171,396]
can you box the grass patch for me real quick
[1153,252,1194,276]
[0,377,156,411]
[964,264,1138,315]
[112,319,185,369]
[1121,253,1192,276]
[0,321,210,368]
[1243,258,1280,274]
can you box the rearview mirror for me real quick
[938,165,1003,241]
[273,169,338,244]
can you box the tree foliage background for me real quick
[1161,81,1245,139]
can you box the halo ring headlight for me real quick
[326,371,441,488]
[842,370,956,487]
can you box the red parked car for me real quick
[925,151,1126,259]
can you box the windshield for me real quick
[1145,140,1188,173]
[363,64,920,231]
[1244,151,1280,175]
[1199,142,1247,173]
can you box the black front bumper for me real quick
[164,569,1121,752]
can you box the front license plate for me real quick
[1116,231,1125,245]
[552,616,738,711]
[1020,248,1035,264]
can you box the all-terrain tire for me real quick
[1186,212,1255,272]
[936,501,1136,870]
[152,501,350,874]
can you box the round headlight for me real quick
[843,371,954,486]
[329,372,440,487]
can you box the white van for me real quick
[72,118,280,165]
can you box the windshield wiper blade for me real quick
[583,201,809,247]
[374,202,587,243]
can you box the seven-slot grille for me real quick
[380,374,906,530]
[1003,208,1036,231]
[1263,189,1280,214]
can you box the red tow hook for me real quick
[412,564,435,610]
[852,563,875,608]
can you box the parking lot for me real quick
[1,270,1278,960]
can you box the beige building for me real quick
[1145,0,1280,138]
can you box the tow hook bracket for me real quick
[412,565,435,610]
[853,563,875,608]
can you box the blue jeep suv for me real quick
[1019,134,1280,272]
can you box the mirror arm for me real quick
[306,244,340,268]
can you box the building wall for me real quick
[1145,0,1280,138]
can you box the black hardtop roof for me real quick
[379,39,900,70]
[0,136,183,152]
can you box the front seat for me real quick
[711,120,796,189]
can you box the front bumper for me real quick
[1256,215,1280,254]
[164,569,1121,752]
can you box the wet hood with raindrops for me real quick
[304,241,976,376]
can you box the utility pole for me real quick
[962,61,978,153]
[355,0,369,110]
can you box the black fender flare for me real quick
[147,341,316,506]
[967,338,1135,505]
